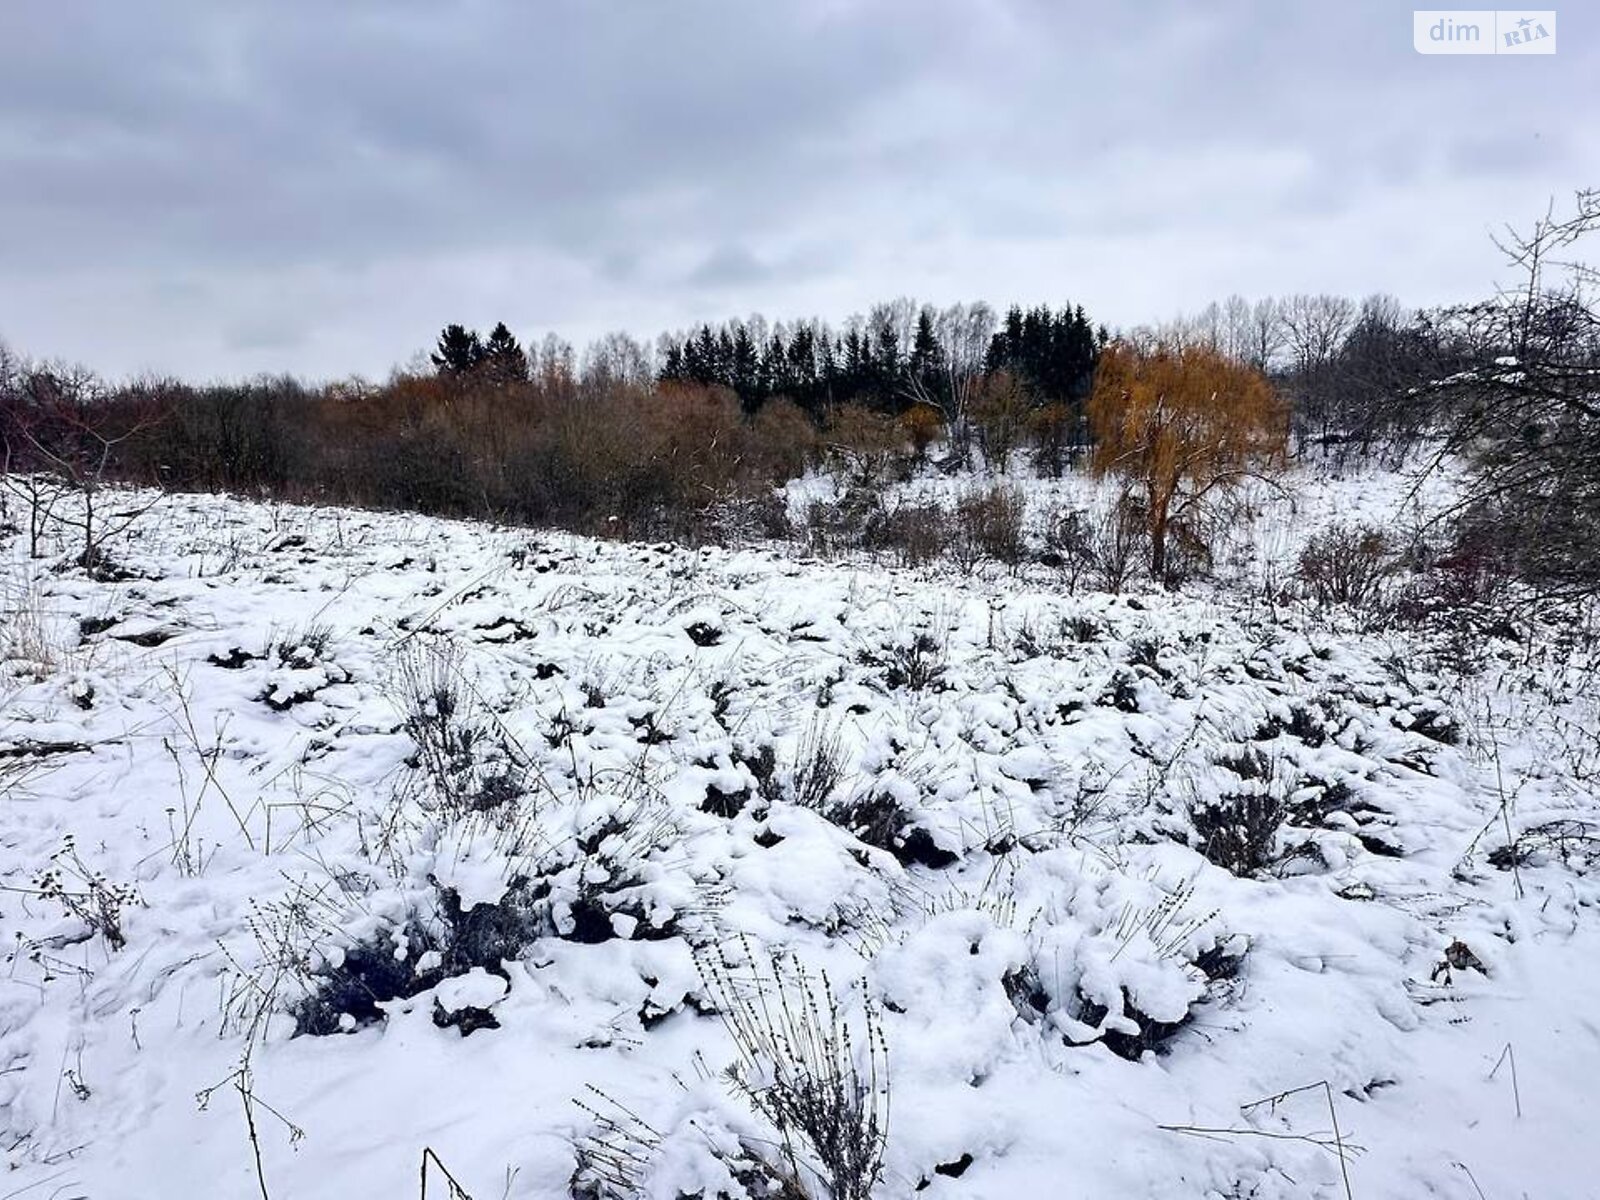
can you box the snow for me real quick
[0,455,1595,1199]
[435,968,510,1014]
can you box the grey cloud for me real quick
[687,245,772,289]
[224,314,311,353]
[1447,131,1567,177]
[0,0,1594,379]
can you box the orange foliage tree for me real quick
[1087,341,1286,582]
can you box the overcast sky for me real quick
[0,1,1593,380]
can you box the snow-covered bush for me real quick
[864,499,950,568]
[697,940,888,1200]
[1189,748,1288,876]
[259,620,349,710]
[948,483,1026,573]
[394,637,532,820]
[1296,521,1396,612]
[878,867,1245,1068]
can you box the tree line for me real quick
[417,290,1459,463]
[4,190,1598,599]
[656,300,1102,422]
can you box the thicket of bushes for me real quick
[0,355,1109,551]
[4,372,817,541]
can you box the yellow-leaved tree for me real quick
[1088,341,1286,583]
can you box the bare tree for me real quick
[1280,293,1356,446]
[969,368,1030,472]
[866,297,919,363]
[1281,293,1356,377]
[532,333,577,391]
[1,369,70,558]
[1220,295,1254,363]
[1190,301,1224,350]
[0,362,163,572]
[898,301,996,459]
[1429,189,1600,598]
[1246,296,1286,372]
[1331,293,1424,459]
[581,331,654,389]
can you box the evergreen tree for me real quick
[762,331,790,401]
[909,308,946,407]
[867,317,901,412]
[661,342,686,382]
[842,328,869,405]
[986,303,1100,408]
[432,324,484,375]
[787,325,820,413]
[716,328,736,388]
[481,322,528,384]
[693,325,719,385]
[731,324,759,410]
[819,336,840,410]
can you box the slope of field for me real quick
[1,465,1596,1199]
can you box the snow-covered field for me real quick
[2,463,1597,1199]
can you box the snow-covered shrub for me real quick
[788,718,846,812]
[259,620,349,710]
[1157,511,1218,589]
[1064,612,1104,643]
[696,940,888,1200]
[0,573,71,680]
[1254,694,1345,748]
[206,644,261,669]
[824,745,960,870]
[681,609,725,647]
[1397,697,1461,746]
[549,784,701,943]
[289,872,547,1036]
[1390,512,1521,641]
[431,967,507,1035]
[571,1083,795,1200]
[1067,935,1243,1061]
[1097,666,1145,713]
[1296,522,1395,612]
[715,723,845,821]
[291,759,713,1037]
[1089,492,1148,593]
[1038,504,1099,590]
[881,875,1243,1068]
[827,404,910,490]
[573,937,892,1194]
[863,500,949,568]
[1489,818,1600,871]
[798,488,877,559]
[1189,748,1286,876]
[859,631,946,694]
[702,765,757,820]
[1126,635,1171,679]
[272,620,333,664]
[829,785,959,870]
[1030,872,1243,1061]
[394,638,532,819]
[291,910,445,1035]
[701,489,794,545]
[948,483,1026,572]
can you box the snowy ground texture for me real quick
[3,459,1598,1200]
